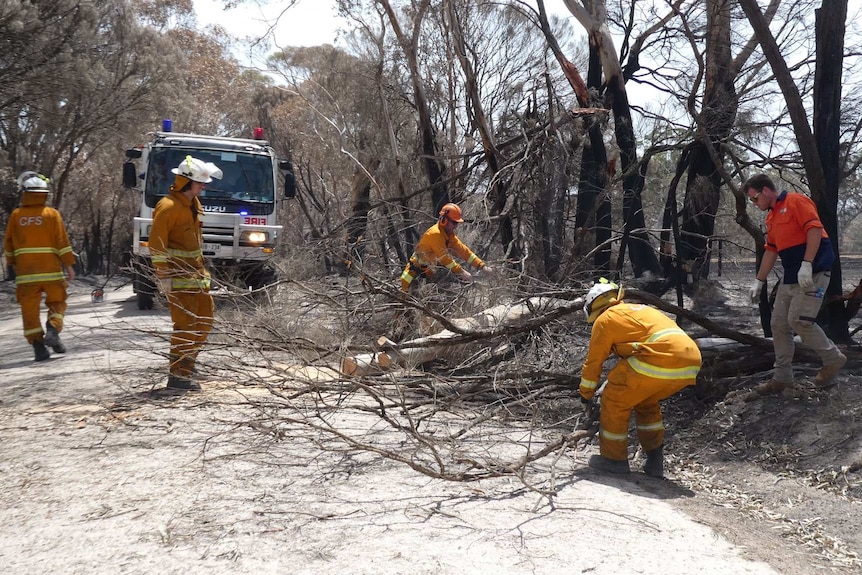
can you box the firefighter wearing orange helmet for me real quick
[579,279,702,478]
[149,156,222,392]
[3,171,76,361]
[399,203,491,292]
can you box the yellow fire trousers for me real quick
[167,291,214,378]
[16,282,67,344]
[599,361,692,461]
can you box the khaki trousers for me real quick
[771,272,842,383]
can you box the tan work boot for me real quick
[814,352,847,387]
[744,378,792,402]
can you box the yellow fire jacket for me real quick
[3,192,75,285]
[407,222,485,276]
[149,190,211,291]
[580,302,702,399]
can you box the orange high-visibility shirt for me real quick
[579,303,702,399]
[409,222,484,275]
[3,192,75,285]
[764,192,829,254]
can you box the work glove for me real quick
[457,269,473,283]
[749,278,765,304]
[481,265,493,274]
[5,265,14,281]
[798,261,814,290]
[158,277,172,294]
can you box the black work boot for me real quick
[33,341,50,362]
[166,375,201,391]
[644,445,664,478]
[43,322,66,353]
[588,454,631,474]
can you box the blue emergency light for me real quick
[162,119,172,132]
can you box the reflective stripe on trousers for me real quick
[167,291,214,377]
[599,361,694,461]
[16,281,67,344]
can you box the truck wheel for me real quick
[247,267,277,292]
[137,290,154,310]
[133,268,156,310]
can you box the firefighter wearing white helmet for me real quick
[18,171,50,192]
[3,171,76,361]
[578,278,702,478]
[399,202,491,292]
[149,155,222,392]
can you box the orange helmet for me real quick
[439,202,464,223]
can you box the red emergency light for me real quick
[253,127,264,140]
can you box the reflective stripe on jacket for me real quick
[408,222,484,276]
[579,302,702,399]
[149,190,211,291]
[2,192,75,285]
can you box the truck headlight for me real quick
[241,231,268,244]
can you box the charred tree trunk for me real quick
[814,2,850,344]
[446,1,518,265]
[677,0,737,285]
[561,0,660,277]
[345,164,374,271]
[538,2,611,277]
[379,0,451,213]
[576,42,612,276]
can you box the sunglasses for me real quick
[749,190,762,204]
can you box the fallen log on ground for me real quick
[341,297,581,376]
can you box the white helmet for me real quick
[171,155,223,183]
[17,171,50,192]
[583,278,624,324]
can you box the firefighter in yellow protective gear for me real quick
[399,203,491,292]
[3,171,76,361]
[579,279,701,478]
[149,156,222,391]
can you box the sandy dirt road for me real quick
[0,281,795,574]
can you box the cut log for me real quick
[340,297,580,376]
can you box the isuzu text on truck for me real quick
[123,120,295,309]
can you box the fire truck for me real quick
[122,120,295,309]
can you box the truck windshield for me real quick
[145,148,275,207]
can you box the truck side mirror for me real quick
[125,148,142,159]
[122,161,138,188]
[280,160,296,199]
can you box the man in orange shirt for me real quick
[745,174,845,399]
[579,279,702,477]
[149,156,221,392]
[3,171,76,361]
[399,203,491,292]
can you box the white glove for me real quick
[749,278,765,303]
[158,277,172,294]
[481,265,493,274]
[798,261,814,290]
[457,269,473,283]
